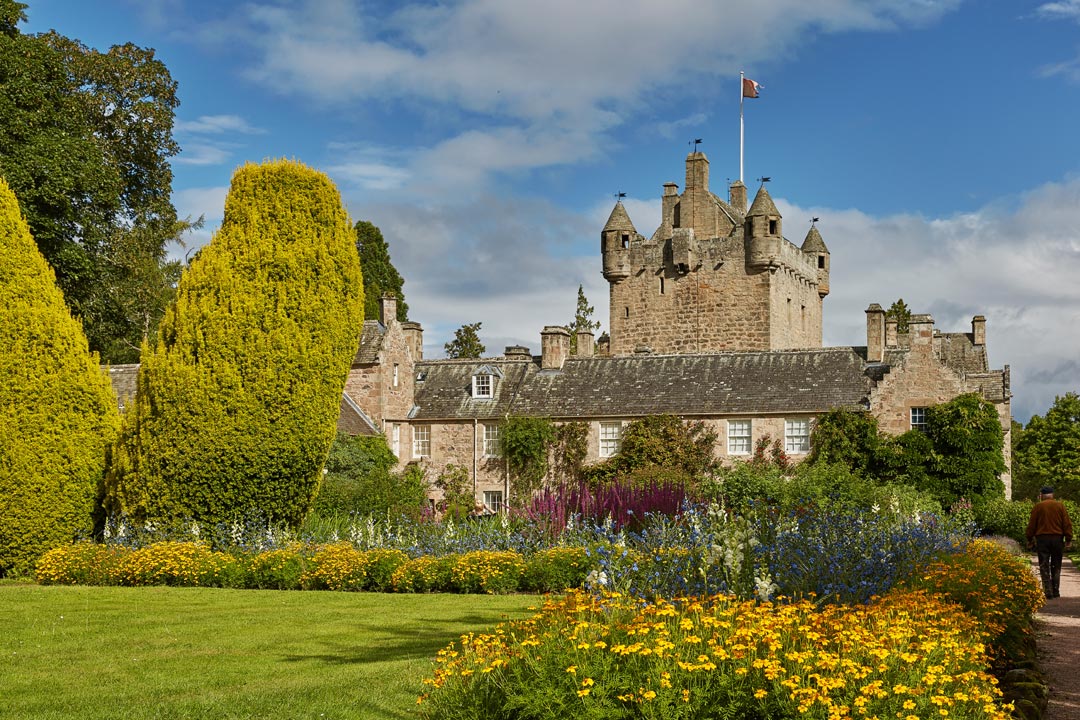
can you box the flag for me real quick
[742,77,762,98]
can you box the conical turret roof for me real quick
[603,201,637,233]
[746,185,780,217]
[801,224,829,254]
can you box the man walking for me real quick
[1027,486,1074,599]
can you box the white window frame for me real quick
[412,425,431,459]
[390,423,400,458]
[599,422,623,458]
[483,490,504,513]
[728,419,752,455]
[784,419,810,454]
[472,374,493,399]
[910,407,928,432]
[483,424,502,458]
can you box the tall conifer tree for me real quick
[104,161,364,528]
[355,220,407,321]
[0,177,120,575]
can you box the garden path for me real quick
[1035,555,1080,720]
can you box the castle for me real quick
[107,151,1013,509]
[338,151,1013,509]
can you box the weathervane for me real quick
[811,216,819,225]
[614,191,626,201]
[756,176,771,185]
[689,138,703,153]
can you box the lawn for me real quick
[0,584,539,720]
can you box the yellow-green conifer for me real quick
[105,160,363,528]
[0,177,120,575]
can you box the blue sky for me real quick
[21,0,1080,422]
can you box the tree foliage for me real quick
[1013,393,1080,501]
[444,321,485,358]
[886,298,911,333]
[503,416,557,500]
[806,395,1004,506]
[0,176,120,575]
[312,432,425,517]
[0,4,187,362]
[354,220,408,322]
[103,160,364,529]
[568,284,600,353]
[584,415,720,490]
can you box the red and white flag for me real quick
[742,77,762,98]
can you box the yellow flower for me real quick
[643,690,657,701]
[581,678,594,687]
[577,689,591,697]
[754,689,768,699]
[566,665,577,674]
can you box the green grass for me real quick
[0,585,539,719]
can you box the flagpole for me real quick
[739,71,745,184]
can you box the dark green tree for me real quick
[922,393,1005,505]
[806,409,881,476]
[312,432,425,517]
[1013,393,1080,501]
[886,298,911,333]
[354,220,407,322]
[103,160,364,528]
[0,3,187,362]
[444,321,485,358]
[0,176,120,575]
[568,284,600,353]
[583,415,719,490]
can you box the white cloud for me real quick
[778,176,1080,422]
[1038,51,1080,82]
[174,143,235,166]
[1036,0,1080,21]
[175,115,266,135]
[173,186,229,225]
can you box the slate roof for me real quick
[411,348,877,421]
[352,321,386,365]
[603,201,637,233]
[337,393,380,436]
[747,185,780,217]
[801,225,828,254]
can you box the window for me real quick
[483,491,504,513]
[621,233,630,249]
[599,422,623,458]
[659,277,665,294]
[784,419,810,454]
[390,423,400,458]
[483,424,502,458]
[728,420,751,455]
[768,219,778,235]
[910,407,928,432]
[412,425,431,458]
[393,364,400,387]
[472,374,493,398]
[818,255,825,269]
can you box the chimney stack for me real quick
[576,330,595,358]
[379,293,398,326]
[402,322,423,361]
[885,318,898,348]
[865,304,886,362]
[909,314,934,347]
[972,315,986,346]
[729,180,747,215]
[540,326,571,370]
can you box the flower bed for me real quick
[419,588,1016,719]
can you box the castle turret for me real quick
[745,185,782,270]
[801,223,830,297]
[601,201,634,282]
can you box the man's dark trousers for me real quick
[1036,534,1065,598]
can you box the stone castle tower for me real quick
[601,152,830,355]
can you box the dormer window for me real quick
[470,365,503,399]
[473,374,492,398]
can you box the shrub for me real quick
[301,542,369,591]
[117,542,241,587]
[312,433,423,517]
[35,543,127,586]
[974,497,1034,544]
[246,547,308,590]
[0,177,121,576]
[419,590,1013,720]
[904,538,1043,662]
[363,548,409,592]
[104,160,364,529]
[393,555,459,593]
[521,547,591,593]
[451,551,525,594]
